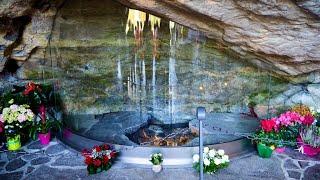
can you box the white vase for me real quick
[152,165,162,173]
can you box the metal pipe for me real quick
[197,107,206,180]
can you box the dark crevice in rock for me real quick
[4,59,19,73]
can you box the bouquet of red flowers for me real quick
[82,144,117,174]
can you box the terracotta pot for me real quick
[152,165,162,173]
[39,132,51,145]
[7,134,21,151]
[275,147,286,153]
[257,143,273,158]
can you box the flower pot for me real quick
[275,147,286,153]
[302,144,319,157]
[39,132,51,145]
[152,165,162,173]
[7,134,21,151]
[257,143,273,158]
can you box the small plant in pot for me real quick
[150,153,163,173]
[253,119,278,158]
[298,125,320,156]
[30,105,62,145]
[0,102,35,151]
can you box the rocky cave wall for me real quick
[0,0,320,80]
[0,0,65,77]
[117,0,320,78]
[0,0,320,115]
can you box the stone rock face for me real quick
[0,0,62,72]
[117,0,320,76]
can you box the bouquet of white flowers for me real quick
[193,147,229,174]
[0,104,34,137]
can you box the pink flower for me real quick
[301,114,314,126]
[18,114,26,122]
[0,114,4,123]
[276,111,303,127]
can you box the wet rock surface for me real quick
[117,0,320,76]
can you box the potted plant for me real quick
[150,153,163,173]
[82,144,117,174]
[193,147,229,174]
[253,118,278,158]
[298,125,320,156]
[0,103,34,151]
[29,105,62,145]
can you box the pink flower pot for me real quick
[39,132,51,145]
[302,145,319,157]
[275,147,286,153]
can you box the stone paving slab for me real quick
[0,139,319,180]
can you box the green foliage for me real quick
[253,127,297,147]
[150,153,163,165]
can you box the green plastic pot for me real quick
[7,134,21,151]
[257,143,273,158]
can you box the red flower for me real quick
[302,114,314,126]
[23,82,36,95]
[93,159,102,167]
[95,146,102,152]
[261,119,276,132]
[102,155,109,164]
[82,149,90,157]
[102,144,109,150]
[85,157,93,165]
[110,151,116,158]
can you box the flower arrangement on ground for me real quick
[193,147,229,174]
[150,153,163,173]
[0,102,34,151]
[297,125,320,156]
[253,104,318,157]
[29,104,62,145]
[82,144,117,174]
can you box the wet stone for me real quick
[0,171,24,180]
[51,153,84,167]
[304,164,320,180]
[6,150,25,161]
[31,157,51,165]
[45,144,66,155]
[284,159,300,170]
[22,153,41,161]
[298,161,309,169]
[0,161,6,168]
[5,158,27,171]
[27,140,47,150]
[276,154,287,159]
[24,165,87,180]
[287,170,301,179]
[26,166,35,174]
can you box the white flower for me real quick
[208,149,216,158]
[193,154,200,163]
[203,158,210,166]
[217,149,225,156]
[214,158,221,165]
[204,147,210,154]
[222,155,229,163]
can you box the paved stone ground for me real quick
[0,139,319,180]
